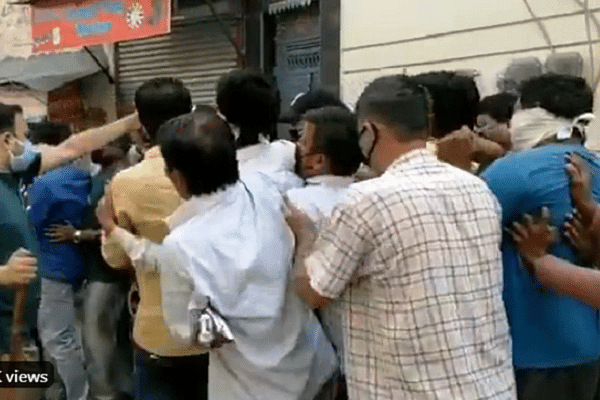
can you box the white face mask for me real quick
[8,137,33,172]
[509,107,572,152]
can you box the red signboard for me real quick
[31,0,171,54]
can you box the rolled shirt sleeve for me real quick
[306,202,375,299]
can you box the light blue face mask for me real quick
[10,139,40,173]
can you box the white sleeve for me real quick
[109,227,194,344]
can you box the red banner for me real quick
[31,0,171,54]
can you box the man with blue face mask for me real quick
[0,103,140,365]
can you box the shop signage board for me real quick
[0,0,32,60]
[31,0,171,54]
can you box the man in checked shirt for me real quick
[286,74,517,400]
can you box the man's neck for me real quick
[0,156,10,173]
[377,140,427,173]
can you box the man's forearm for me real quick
[533,254,600,308]
[40,114,138,174]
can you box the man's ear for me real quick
[0,131,12,147]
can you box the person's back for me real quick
[343,152,513,398]
[165,173,336,399]
[101,78,199,358]
[484,144,600,367]
[481,74,600,400]
[29,164,90,286]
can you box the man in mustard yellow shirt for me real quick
[100,78,208,400]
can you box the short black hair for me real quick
[519,74,593,119]
[409,71,480,138]
[0,103,15,133]
[216,69,279,147]
[356,74,431,139]
[28,121,72,145]
[134,78,192,142]
[477,93,518,123]
[283,90,348,124]
[303,106,362,176]
[159,111,239,196]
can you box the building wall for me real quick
[80,71,117,123]
[340,0,600,148]
[0,88,47,121]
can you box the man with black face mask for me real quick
[286,75,516,399]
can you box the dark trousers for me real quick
[134,348,208,400]
[516,359,600,400]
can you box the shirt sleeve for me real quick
[107,227,194,344]
[160,238,195,344]
[306,201,375,299]
[101,229,132,269]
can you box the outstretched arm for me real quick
[38,113,140,175]
[531,255,600,308]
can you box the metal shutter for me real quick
[116,17,239,107]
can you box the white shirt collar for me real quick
[305,174,355,187]
[167,182,242,231]
[236,135,271,164]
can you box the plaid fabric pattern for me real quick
[306,149,516,400]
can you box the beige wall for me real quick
[340,0,600,149]
[0,88,47,120]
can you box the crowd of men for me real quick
[1,67,600,400]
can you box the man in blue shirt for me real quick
[482,74,600,400]
[29,151,94,400]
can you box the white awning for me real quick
[268,0,312,15]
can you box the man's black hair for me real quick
[409,71,480,138]
[283,90,348,124]
[356,75,431,139]
[134,78,192,143]
[303,106,362,176]
[159,111,239,196]
[28,121,72,145]
[0,103,15,133]
[477,93,518,124]
[216,69,279,147]
[519,74,593,119]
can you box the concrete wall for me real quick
[0,88,47,121]
[340,0,600,148]
[79,71,117,123]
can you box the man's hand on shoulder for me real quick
[508,207,559,266]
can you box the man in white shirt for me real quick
[286,75,516,400]
[216,69,303,193]
[97,111,337,400]
[286,106,362,400]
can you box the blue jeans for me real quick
[82,280,132,400]
[38,278,89,400]
[134,348,208,400]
